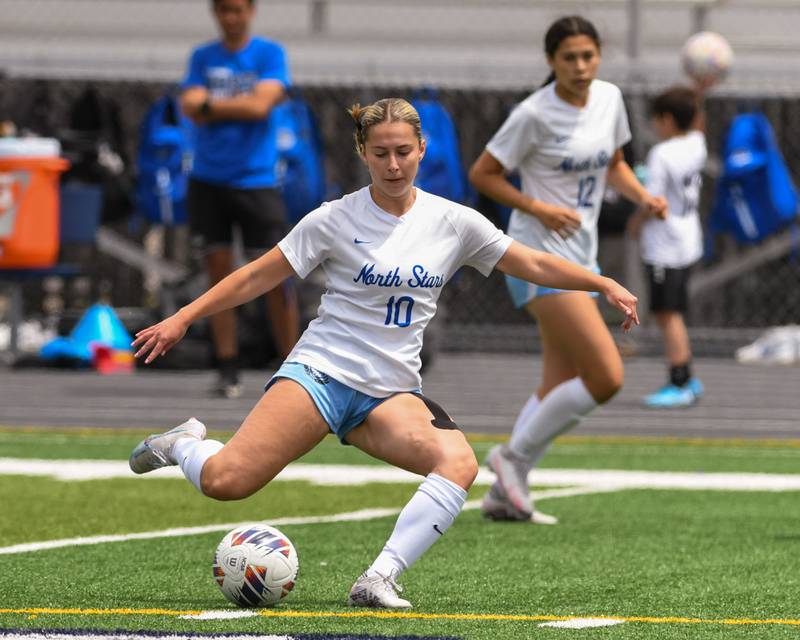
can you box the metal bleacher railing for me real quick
[2,0,800,91]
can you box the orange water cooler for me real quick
[0,138,69,268]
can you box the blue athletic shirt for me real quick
[182,37,290,188]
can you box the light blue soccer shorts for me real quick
[265,361,402,443]
[505,266,601,308]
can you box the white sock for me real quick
[368,473,467,578]
[507,377,597,467]
[507,392,541,452]
[173,437,224,494]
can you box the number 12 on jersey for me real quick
[577,176,596,208]
[385,296,414,327]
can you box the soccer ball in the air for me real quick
[213,524,299,607]
[681,31,734,84]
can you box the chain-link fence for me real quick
[1,76,798,359]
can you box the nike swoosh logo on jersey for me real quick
[354,238,372,244]
[433,524,443,535]
[555,135,570,143]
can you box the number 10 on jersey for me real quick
[385,296,414,327]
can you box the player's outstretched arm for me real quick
[133,246,296,363]
[495,240,640,331]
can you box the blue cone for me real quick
[40,303,133,363]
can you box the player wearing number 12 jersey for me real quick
[127,97,639,609]
[469,16,667,524]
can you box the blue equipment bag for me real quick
[411,94,468,204]
[274,92,328,224]
[135,94,193,225]
[709,112,798,246]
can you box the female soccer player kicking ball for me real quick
[129,97,639,608]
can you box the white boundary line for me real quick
[4,459,800,491]
[4,459,800,557]
[0,487,610,556]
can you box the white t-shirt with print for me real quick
[486,80,631,269]
[640,130,707,268]
[278,186,513,397]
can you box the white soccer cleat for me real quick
[485,444,533,517]
[347,571,412,609]
[129,417,206,474]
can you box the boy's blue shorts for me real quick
[266,361,399,443]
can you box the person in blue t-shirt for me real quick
[181,0,299,398]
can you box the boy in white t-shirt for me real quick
[629,86,706,408]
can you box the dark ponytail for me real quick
[541,16,601,86]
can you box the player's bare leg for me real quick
[130,379,329,500]
[344,393,477,608]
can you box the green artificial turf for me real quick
[3,427,800,639]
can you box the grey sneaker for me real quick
[129,417,206,474]
[211,375,243,399]
[219,382,243,399]
[481,483,530,521]
[347,571,412,609]
[481,484,559,525]
[485,444,532,517]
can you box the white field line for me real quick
[0,486,607,557]
[179,611,260,620]
[3,458,800,491]
[540,618,625,629]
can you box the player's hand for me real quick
[601,277,639,333]
[535,203,582,239]
[641,194,668,220]
[132,313,190,364]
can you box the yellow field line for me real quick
[2,607,800,626]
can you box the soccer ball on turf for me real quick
[681,31,734,84]
[213,524,299,607]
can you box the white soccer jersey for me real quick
[640,131,707,268]
[278,186,512,397]
[486,80,631,269]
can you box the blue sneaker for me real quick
[643,384,697,408]
[686,378,704,399]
